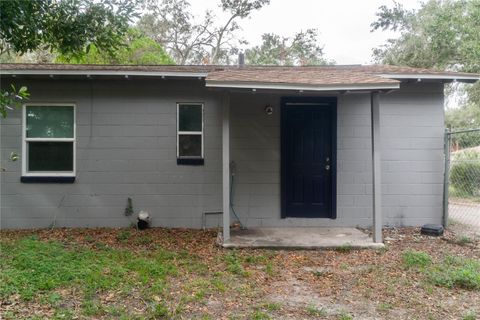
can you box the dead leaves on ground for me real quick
[1,227,479,319]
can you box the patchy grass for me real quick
[306,305,327,316]
[0,227,479,319]
[335,243,353,253]
[428,256,480,290]
[402,250,480,290]
[463,311,477,320]
[377,302,393,312]
[224,251,248,276]
[338,312,353,320]
[402,250,432,268]
[1,236,176,300]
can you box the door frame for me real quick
[280,96,337,219]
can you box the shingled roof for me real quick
[205,68,400,90]
[1,63,478,91]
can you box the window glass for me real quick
[178,135,202,157]
[179,105,202,131]
[26,106,74,138]
[28,142,74,171]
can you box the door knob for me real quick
[325,164,330,170]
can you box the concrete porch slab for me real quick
[220,227,384,249]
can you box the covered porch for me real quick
[206,67,396,247]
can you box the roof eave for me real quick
[380,73,480,83]
[0,69,208,78]
[205,80,400,92]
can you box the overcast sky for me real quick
[190,0,422,65]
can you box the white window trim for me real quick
[176,103,204,159]
[22,103,76,177]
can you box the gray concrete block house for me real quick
[1,63,479,243]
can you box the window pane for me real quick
[28,142,73,172]
[178,134,202,157]
[179,105,202,132]
[26,106,74,138]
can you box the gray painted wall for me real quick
[230,82,444,228]
[1,78,223,228]
[0,78,444,229]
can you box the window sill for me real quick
[177,158,204,166]
[21,176,76,183]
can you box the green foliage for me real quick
[135,235,153,245]
[446,105,480,134]
[0,0,138,116]
[116,230,131,242]
[428,256,480,290]
[372,0,480,72]
[463,311,477,320]
[338,313,353,320]
[0,85,29,119]
[0,237,178,300]
[260,302,281,312]
[245,29,332,66]
[402,250,432,268]
[57,28,174,65]
[377,302,393,312]
[372,0,480,114]
[224,251,247,276]
[335,244,353,253]
[251,310,271,320]
[153,302,169,317]
[450,151,480,197]
[0,0,137,57]
[306,305,327,316]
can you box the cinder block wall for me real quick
[1,78,223,228]
[229,92,377,227]
[1,78,444,229]
[380,82,445,226]
[229,82,444,227]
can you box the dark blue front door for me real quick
[281,98,336,218]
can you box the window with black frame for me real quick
[177,103,204,165]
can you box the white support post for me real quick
[371,92,383,243]
[222,93,231,243]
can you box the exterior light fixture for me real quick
[265,105,273,115]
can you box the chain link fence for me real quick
[444,128,480,232]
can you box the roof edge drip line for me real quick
[205,81,400,92]
[380,73,480,82]
[0,70,208,78]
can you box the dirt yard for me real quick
[1,226,479,320]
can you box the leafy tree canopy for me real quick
[56,28,174,65]
[371,0,480,73]
[245,29,332,66]
[372,0,480,131]
[0,0,139,118]
[0,0,138,58]
[138,0,269,64]
[446,103,480,131]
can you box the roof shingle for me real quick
[1,63,478,89]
